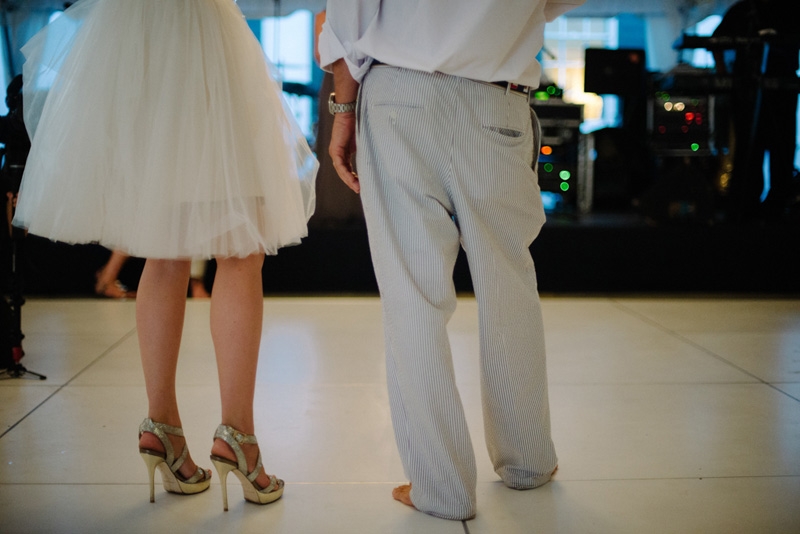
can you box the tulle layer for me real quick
[14,0,317,259]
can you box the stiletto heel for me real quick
[138,418,211,502]
[210,424,284,511]
[141,451,162,503]
[210,458,237,511]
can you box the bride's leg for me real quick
[136,258,202,478]
[208,254,273,488]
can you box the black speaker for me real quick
[584,48,646,97]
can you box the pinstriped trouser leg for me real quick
[357,66,556,520]
[449,86,558,490]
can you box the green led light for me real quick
[559,170,571,180]
[691,143,700,151]
[560,182,570,192]
[543,163,554,172]
[534,91,550,101]
[547,85,556,95]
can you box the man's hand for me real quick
[328,58,361,193]
[329,111,359,193]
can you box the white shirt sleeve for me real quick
[318,0,380,82]
[319,0,587,86]
[545,0,586,21]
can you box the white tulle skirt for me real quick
[13,0,317,259]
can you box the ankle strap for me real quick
[214,424,263,483]
[140,418,184,438]
[140,418,206,483]
[139,417,185,468]
[214,424,258,445]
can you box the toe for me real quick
[392,484,414,508]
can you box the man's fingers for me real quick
[332,156,360,193]
[328,115,360,193]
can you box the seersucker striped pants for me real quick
[357,65,558,521]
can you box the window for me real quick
[683,15,723,68]
[0,35,8,115]
[257,10,317,143]
[543,17,619,132]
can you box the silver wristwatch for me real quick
[328,92,357,115]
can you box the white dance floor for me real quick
[1,296,799,533]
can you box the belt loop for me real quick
[527,89,533,105]
[505,83,511,96]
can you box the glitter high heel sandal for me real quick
[138,418,211,503]
[210,424,284,511]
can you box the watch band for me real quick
[328,92,357,115]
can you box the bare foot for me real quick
[392,484,415,508]
[138,432,209,481]
[96,278,135,298]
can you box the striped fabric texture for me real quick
[357,65,558,521]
